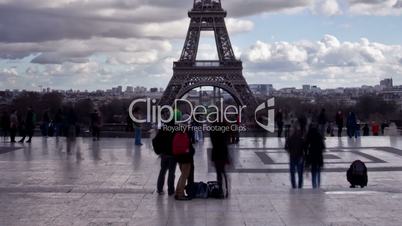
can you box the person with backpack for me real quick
[173,125,195,200]
[210,120,230,198]
[154,121,177,196]
[305,125,326,189]
[285,125,305,189]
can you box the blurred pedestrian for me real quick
[1,111,10,142]
[318,108,327,138]
[335,111,344,137]
[90,109,101,141]
[41,110,50,137]
[54,109,64,137]
[276,109,284,138]
[346,112,357,139]
[305,125,325,189]
[19,106,36,143]
[132,107,142,146]
[285,126,305,189]
[372,121,380,136]
[363,123,370,136]
[9,110,18,143]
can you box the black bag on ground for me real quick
[185,182,208,199]
[347,160,368,188]
[207,181,224,199]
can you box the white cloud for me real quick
[313,0,342,16]
[242,35,402,88]
[348,0,402,15]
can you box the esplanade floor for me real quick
[1,136,402,226]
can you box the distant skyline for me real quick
[1,0,402,91]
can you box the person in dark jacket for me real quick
[363,123,370,136]
[174,126,195,201]
[1,111,10,142]
[285,126,305,189]
[317,108,327,137]
[9,110,18,143]
[54,109,64,137]
[346,112,357,138]
[276,109,284,138]
[335,111,344,137]
[210,121,230,198]
[41,110,50,137]
[90,109,101,141]
[305,125,325,189]
[156,121,177,196]
[19,107,36,143]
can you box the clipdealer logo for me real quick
[128,98,276,133]
[254,98,275,133]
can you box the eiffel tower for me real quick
[159,0,257,118]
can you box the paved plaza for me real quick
[1,136,402,226]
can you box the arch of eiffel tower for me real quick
[159,0,258,118]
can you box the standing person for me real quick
[363,123,370,136]
[9,110,18,143]
[19,107,36,143]
[1,111,10,142]
[54,109,64,137]
[346,112,357,139]
[132,107,143,146]
[372,121,380,136]
[41,110,50,137]
[156,121,177,196]
[90,109,101,141]
[285,126,305,189]
[284,112,293,138]
[276,109,284,138]
[173,126,195,201]
[381,121,389,135]
[335,111,344,137]
[66,108,77,138]
[317,108,327,138]
[298,113,307,136]
[210,120,230,198]
[305,126,325,189]
[192,115,204,143]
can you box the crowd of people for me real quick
[276,108,397,139]
[154,111,230,200]
[0,108,103,142]
[285,123,325,189]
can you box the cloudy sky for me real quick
[0,0,401,91]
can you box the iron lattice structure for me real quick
[159,0,257,116]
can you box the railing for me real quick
[195,61,221,67]
[174,60,242,68]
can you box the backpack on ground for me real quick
[172,132,190,155]
[347,160,368,188]
[207,181,224,199]
[185,182,208,199]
